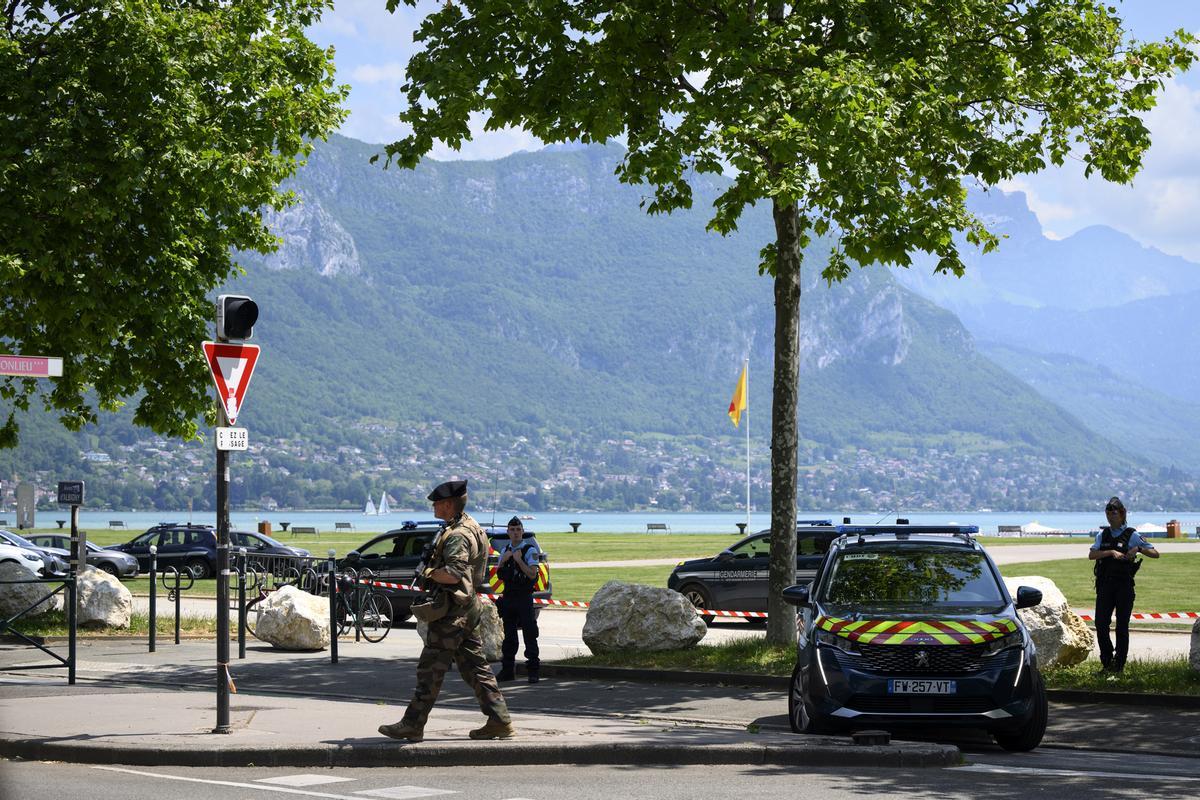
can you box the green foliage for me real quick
[383,0,1193,279]
[0,0,347,446]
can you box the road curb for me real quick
[540,664,1200,709]
[0,734,960,769]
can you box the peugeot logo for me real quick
[914,650,930,667]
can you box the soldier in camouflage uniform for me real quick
[379,479,513,742]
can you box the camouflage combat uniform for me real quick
[400,512,510,728]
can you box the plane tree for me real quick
[379,0,1193,643]
[0,0,346,446]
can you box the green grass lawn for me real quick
[999,552,1200,611]
[9,610,218,638]
[548,565,675,603]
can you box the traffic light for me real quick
[216,295,258,341]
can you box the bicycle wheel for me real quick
[245,595,266,639]
[358,592,392,643]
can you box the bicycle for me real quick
[334,569,393,643]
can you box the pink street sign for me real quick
[0,354,63,378]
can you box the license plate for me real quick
[888,679,956,694]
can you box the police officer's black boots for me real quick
[527,666,540,684]
[496,662,515,682]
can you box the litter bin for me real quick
[1167,520,1181,538]
[258,521,272,537]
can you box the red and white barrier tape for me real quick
[351,579,1200,623]
[1078,611,1199,622]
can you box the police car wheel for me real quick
[680,584,715,624]
[788,663,830,734]
[993,673,1047,752]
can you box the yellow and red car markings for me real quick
[817,615,1017,645]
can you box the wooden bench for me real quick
[291,526,320,538]
[109,520,127,529]
[646,523,670,533]
[334,522,355,532]
[997,525,1022,535]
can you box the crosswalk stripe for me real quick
[957,764,1200,782]
[93,766,376,799]
[257,775,357,787]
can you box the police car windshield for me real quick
[820,548,1004,610]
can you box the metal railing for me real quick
[0,562,78,684]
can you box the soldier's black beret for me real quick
[427,479,468,502]
[507,516,523,527]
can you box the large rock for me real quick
[1190,619,1200,673]
[77,566,133,628]
[1004,576,1094,667]
[583,581,707,654]
[0,560,63,619]
[416,599,504,661]
[255,585,330,650]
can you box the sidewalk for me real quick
[0,688,956,768]
[0,637,961,769]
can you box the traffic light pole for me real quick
[214,366,232,734]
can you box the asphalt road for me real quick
[4,751,1200,800]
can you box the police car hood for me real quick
[816,609,1017,646]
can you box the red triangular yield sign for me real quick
[201,341,261,425]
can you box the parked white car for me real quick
[0,542,46,575]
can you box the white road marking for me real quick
[92,766,378,799]
[353,789,457,799]
[958,764,1200,782]
[257,775,357,787]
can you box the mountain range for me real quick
[4,134,1198,511]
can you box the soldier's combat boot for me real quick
[378,720,424,742]
[469,718,516,740]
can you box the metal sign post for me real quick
[204,300,257,735]
[58,482,84,686]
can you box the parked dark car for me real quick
[336,520,552,623]
[230,530,311,572]
[109,523,219,578]
[0,529,69,576]
[783,524,1047,751]
[27,534,139,579]
[667,520,837,621]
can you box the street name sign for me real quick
[201,341,260,425]
[215,427,249,451]
[1,354,63,377]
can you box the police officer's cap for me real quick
[1105,496,1125,512]
[507,515,523,528]
[427,479,468,502]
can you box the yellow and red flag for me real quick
[728,364,747,427]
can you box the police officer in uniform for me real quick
[496,516,541,683]
[378,479,514,741]
[1089,496,1159,673]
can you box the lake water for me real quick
[22,509,1200,536]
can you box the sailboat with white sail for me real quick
[363,495,377,515]
[378,493,391,515]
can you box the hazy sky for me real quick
[309,2,1200,262]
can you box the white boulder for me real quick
[77,566,133,628]
[255,585,330,650]
[582,581,707,654]
[1190,619,1200,673]
[415,599,504,661]
[1004,576,1094,667]
[0,560,63,619]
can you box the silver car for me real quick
[0,529,68,576]
[27,534,140,579]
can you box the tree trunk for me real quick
[766,197,802,646]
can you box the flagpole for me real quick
[744,357,750,532]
